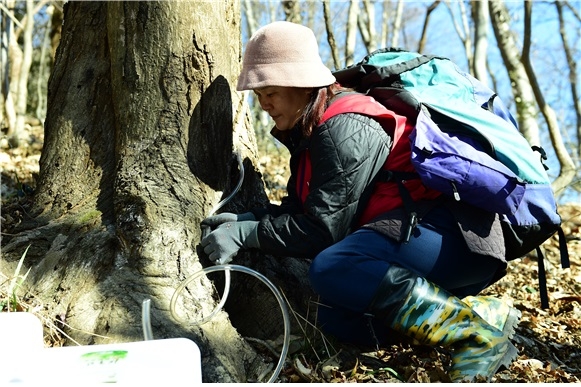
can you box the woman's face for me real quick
[254,86,312,131]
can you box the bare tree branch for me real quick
[443,0,472,69]
[418,1,441,53]
[323,0,340,70]
[0,2,23,29]
[564,0,581,22]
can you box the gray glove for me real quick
[201,212,256,229]
[200,220,260,265]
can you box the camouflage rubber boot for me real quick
[368,265,518,382]
[462,295,522,339]
[389,277,518,382]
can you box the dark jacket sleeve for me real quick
[255,113,392,259]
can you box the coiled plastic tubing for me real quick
[169,264,291,383]
[160,147,291,383]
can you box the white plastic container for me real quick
[0,312,202,385]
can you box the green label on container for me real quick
[81,350,128,363]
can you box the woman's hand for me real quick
[200,221,260,265]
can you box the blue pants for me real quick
[308,206,504,347]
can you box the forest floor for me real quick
[1,123,580,382]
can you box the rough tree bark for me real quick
[0,0,312,382]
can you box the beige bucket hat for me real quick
[237,21,336,91]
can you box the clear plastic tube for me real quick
[142,299,154,341]
[170,264,291,383]
[183,150,245,326]
[209,151,245,216]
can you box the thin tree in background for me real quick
[417,1,441,53]
[471,0,490,86]
[556,1,581,171]
[489,0,541,146]
[282,0,300,23]
[323,0,340,70]
[345,0,359,66]
[521,1,576,196]
[1,0,52,145]
[522,0,577,198]
[358,0,377,53]
[389,0,405,48]
[444,0,473,71]
[12,0,32,147]
[1,0,17,138]
[490,0,575,197]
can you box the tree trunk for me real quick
[282,1,301,23]
[389,0,404,48]
[2,0,18,139]
[490,0,575,196]
[471,0,489,86]
[556,1,581,164]
[323,0,340,70]
[345,0,359,67]
[358,0,377,53]
[417,1,441,53]
[11,0,34,146]
[0,0,311,382]
[49,1,64,60]
[521,1,575,196]
[444,1,472,72]
[489,0,540,146]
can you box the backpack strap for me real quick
[536,227,569,310]
[376,170,420,243]
[557,227,571,269]
[536,246,549,309]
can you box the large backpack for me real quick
[332,48,569,308]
